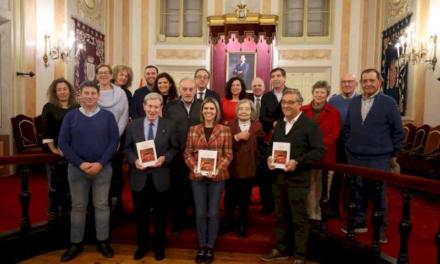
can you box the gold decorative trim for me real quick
[207,13,278,26]
[279,50,332,60]
[156,49,206,60]
[384,0,410,28]
[76,0,103,27]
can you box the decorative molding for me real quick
[285,68,332,103]
[76,0,103,29]
[279,50,332,60]
[156,49,206,60]
[384,0,411,28]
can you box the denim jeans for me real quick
[68,163,112,243]
[346,153,390,232]
[191,180,225,248]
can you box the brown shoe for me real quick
[259,248,289,262]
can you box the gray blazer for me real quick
[124,117,178,192]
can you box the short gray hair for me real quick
[143,92,163,105]
[312,80,331,95]
[282,88,304,103]
[236,99,257,120]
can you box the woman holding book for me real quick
[222,99,265,238]
[184,97,233,264]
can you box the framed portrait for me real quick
[226,52,256,92]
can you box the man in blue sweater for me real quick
[328,73,358,217]
[341,69,403,244]
[58,80,119,261]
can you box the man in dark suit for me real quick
[124,92,178,261]
[260,67,288,134]
[194,68,221,103]
[131,65,158,119]
[248,77,274,214]
[164,78,202,234]
[259,68,288,214]
[260,88,324,264]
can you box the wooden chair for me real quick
[417,125,440,159]
[399,125,440,179]
[401,124,431,154]
[10,114,43,154]
[401,123,416,150]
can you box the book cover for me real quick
[272,142,291,169]
[136,140,157,168]
[197,150,218,177]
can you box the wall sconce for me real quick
[43,24,84,67]
[394,23,438,71]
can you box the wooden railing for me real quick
[314,162,440,264]
[0,154,439,263]
[0,153,60,234]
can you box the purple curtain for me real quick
[73,17,105,89]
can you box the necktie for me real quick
[255,97,261,119]
[198,92,204,101]
[148,122,154,140]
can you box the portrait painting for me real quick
[226,52,256,92]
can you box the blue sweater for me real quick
[343,93,403,158]
[58,108,119,168]
[328,94,355,126]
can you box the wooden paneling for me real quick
[339,0,350,76]
[24,0,36,116]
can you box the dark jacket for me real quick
[228,120,265,178]
[124,117,178,192]
[164,99,202,151]
[260,88,286,134]
[270,113,324,187]
[343,93,403,158]
[130,86,150,119]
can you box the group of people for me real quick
[41,63,403,264]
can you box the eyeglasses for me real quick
[97,71,111,75]
[281,100,298,105]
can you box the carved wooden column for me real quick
[397,189,412,264]
[320,169,329,235]
[346,174,357,241]
[18,165,31,235]
[371,181,384,255]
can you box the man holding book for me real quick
[124,92,178,261]
[260,88,324,264]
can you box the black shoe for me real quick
[97,241,114,258]
[237,225,247,238]
[260,206,273,215]
[133,247,148,260]
[195,247,205,264]
[205,247,214,264]
[60,243,83,262]
[155,248,165,261]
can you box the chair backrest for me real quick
[10,114,42,153]
[403,123,416,146]
[33,115,45,144]
[411,124,431,150]
[423,125,440,155]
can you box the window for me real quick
[159,0,203,38]
[283,0,330,39]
